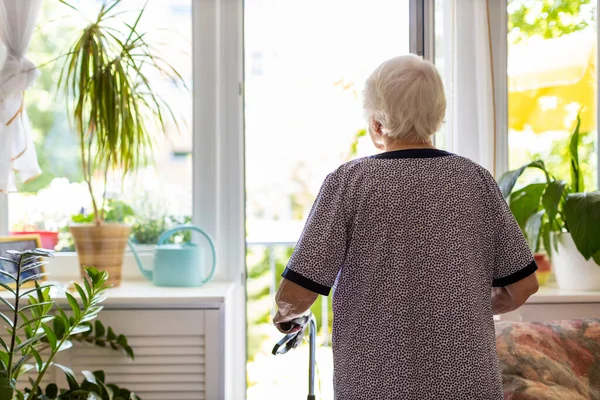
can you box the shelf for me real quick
[528,285,600,304]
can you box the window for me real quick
[244,0,410,398]
[507,0,598,189]
[5,0,192,250]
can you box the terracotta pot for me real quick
[534,253,551,286]
[11,231,59,250]
[69,224,131,286]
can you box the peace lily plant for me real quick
[498,116,600,289]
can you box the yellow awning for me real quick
[508,32,596,133]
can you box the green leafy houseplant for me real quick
[498,116,600,266]
[0,249,138,400]
[57,0,186,285]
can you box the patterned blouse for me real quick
[282,148,537,400]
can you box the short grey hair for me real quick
[363,54,446,143]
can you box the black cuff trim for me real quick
[492,260,538,287]
[282,268,331,296]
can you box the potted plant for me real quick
[58,0,184,285]
[0,249,138,399]
[498,116,600,290]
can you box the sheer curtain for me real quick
[0,0,42,192]
[441,0,507,177]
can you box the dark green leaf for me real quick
[53,364,79,390]
[93,370,106,384]
[116,334,128,347]
[41,323,57,350]
[16,315,53,331]
[525,210,545,253]
[509,183,546,230]
[106,327,116,341]
[543,179,567,228]
[45,383,58,398]
[83,277,93,299]
[124,345,134,360]
[497,160,548,198]
[564,192,600,260]
[0,283,15,295]
[20,302,53,313]
[0,312,14,328]
[94,321,105,338]
[30,347,43,372]
[569,115,583,193]
[542,221,552,258]
[0,296,14,312]
[15,333,45,352]
[74,284,88,306]
[0,377,14,399]
[53,317,66,340]
[593,251,600,266]
[19,284,54,298]
[81,370,98,385]
[65,293,81,319]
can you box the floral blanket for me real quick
[496,319,600,400]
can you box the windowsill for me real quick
[527,285,600,304]
[49,250,155,282]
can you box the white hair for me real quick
[363,54,446,144]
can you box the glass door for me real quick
[244,1,411,398]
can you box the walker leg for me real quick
[308,316,317,399]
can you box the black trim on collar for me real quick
[281,268,331,296]
[492,260,538,287]
[371,148,454,159]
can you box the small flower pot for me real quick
[11,231,59,250]
[534,253,551,286]
[69,223,131,286]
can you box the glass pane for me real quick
[434,0,450,150]
[507,0,598,190]
[244,1,409,399]
[8,0,192,250]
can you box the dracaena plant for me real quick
[498,115,600,265]
[0,250,137,400]
[57,0,185,224]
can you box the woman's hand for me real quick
[273,278,318,333]
[273,312,305,334]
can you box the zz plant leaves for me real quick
[0,249,137,400]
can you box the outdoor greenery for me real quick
[20,2,81,193]
[508,0,596,43]
[0,249,137,399]
[498,116,600,265]
[57,0,185,224]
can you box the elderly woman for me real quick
[273,54,539,399]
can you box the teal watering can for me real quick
[128,225,216,287]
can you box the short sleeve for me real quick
[282,171,350,296]
[483,171,537,287]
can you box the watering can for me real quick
[128,225,216,287]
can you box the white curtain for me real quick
[0,0,42,193]
[442,0,507,177]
